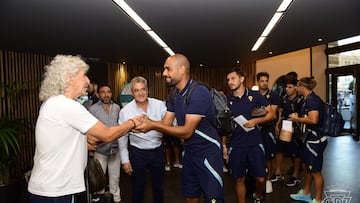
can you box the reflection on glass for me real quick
[336,75,355,130]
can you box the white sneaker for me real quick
[165,164,171,171]
[173,162,183,168]
[265,180,273,194]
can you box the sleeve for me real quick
[186,85,211,116]
[118,134,130,164]
[63,101,98,134]
[118,108,130,163]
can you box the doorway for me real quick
[328,70,357,137]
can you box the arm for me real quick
[244,105,276,128]
[86,115,143,144]
[118,133,133,175]
[137,111,201,139]
[288,110,319,125]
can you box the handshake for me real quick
[129,114,155,133]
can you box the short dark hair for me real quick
[229,67,245,77]
[256,72,269,81]
[97,83,111,93]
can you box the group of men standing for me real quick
[85,53,327,203]
[27,53,327,203]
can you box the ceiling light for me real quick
[112,0,175,56]
[251,36,266,51]
[277,0,293,12]
[261,12,283,37]
[251,0,294,51]
[147,31,167,47]
[164,47,175,56]
[113,0,151,31]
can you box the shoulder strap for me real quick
[184,80,205,104]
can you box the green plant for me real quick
[0,117,22,185]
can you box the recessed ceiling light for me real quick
[318,38,323,42]
[236,60,240,64]
[269,51,273,55]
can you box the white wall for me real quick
[256,45,327,100]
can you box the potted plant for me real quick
[0,117,21,185]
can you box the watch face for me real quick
[119,83,133,107]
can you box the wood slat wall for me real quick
[0,50,51,179]
[109,63,256,102]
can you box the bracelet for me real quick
[129,119,136,129]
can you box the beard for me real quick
[100,97,111,104]
[165,77,178,88]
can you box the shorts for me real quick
[182,152,224,203]
[276,139,300,157]
[228,145,266,179]
[163,134,182,148]
[29,192,75,203]
[261,130,277,160]
[300,137,327,173]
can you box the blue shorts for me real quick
[182,153,224,203]
[300,138,327,173]
[276,139,300,157]
[29,192,75,203]
[261,130,277,160]
[228,145,266,179]
[163,134,182,148]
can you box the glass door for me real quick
[335,75,356,131]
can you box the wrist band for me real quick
[129,119,136,129]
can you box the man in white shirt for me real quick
[118,76,167,203]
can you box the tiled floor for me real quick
[16,135,360,203]
[114,135,360,203]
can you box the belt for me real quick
[306,136,327,144]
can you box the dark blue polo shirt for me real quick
[227,89,270,147]
[280,95,304,119]
[300,92,323,139]
[261,89,280,131]
[167,79,221,157]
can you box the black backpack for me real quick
[319,102,345,137]
[169,81,234,135]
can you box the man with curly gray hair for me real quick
[28,55,143,203]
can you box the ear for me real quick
[239,76,245,84]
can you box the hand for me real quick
[87,134,99,149]
[223,146,229,160]
[122,162,133,175]
[288,113,298,121]
[87,142,96,151]
[243,119,256,128]
[135,116,153,133]
[131,114,146,128]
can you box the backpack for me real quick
[319,102,345,137]
[169,81,234,135]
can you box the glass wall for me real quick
[328,35,360,68]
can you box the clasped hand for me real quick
[134,115,153,133]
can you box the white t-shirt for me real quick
[28,95,98,197]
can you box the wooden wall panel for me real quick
[0,50,50,178]
[109,63,256,102]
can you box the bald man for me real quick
[137,54,224,203]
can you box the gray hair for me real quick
[39,55,89,101]
[130,76,148,89]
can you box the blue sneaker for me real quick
[290,189,312,202]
